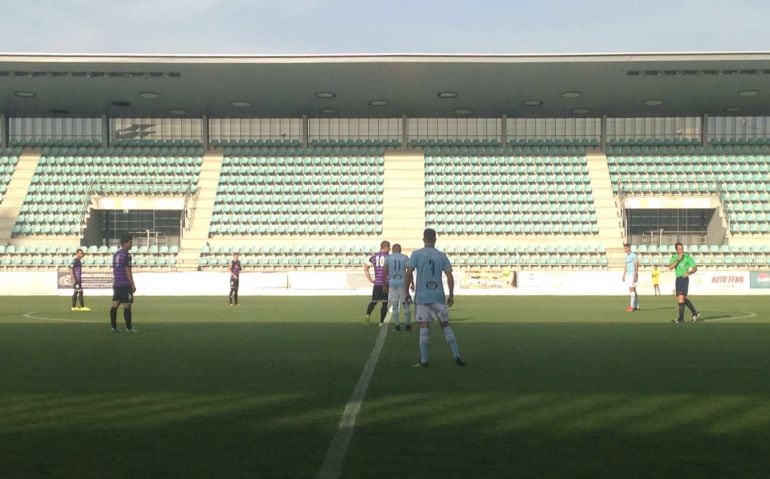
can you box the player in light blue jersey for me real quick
[622,242,640,312]
[383,244,412,331]
[405,228,465,367]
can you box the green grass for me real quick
[1,295,770,478]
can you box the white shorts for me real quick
[624,275,638,289]
[388,287,407,304]
[415,303,449,324]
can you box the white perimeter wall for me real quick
[0,270,766,296]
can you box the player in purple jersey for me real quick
[229,252,242,306]
[69,248,90,311]
[110,235,137,332]
[364,240,390,326]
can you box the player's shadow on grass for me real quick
[636,306,677,312]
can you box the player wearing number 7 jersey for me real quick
[405,228,465,367]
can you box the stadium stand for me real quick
[209,147,384,237]
[11,146,201,238]
[607,150,770,235]
[425,149,599,236]
[1,142,768,272]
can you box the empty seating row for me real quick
[222,146,386,156]
[211,138,301,147]
[608,138,700,146]
[431,223,600,235]
[0,254,177,269]
[213,191,383,205]
[219,166,380,178]
[607,144,770,155]
[7,138,102,147]
[410,138,500,147]
[424,145,592,155]
[635,243,770,254]
[612,154,770,166]
[214,203,382,215]
[111,139,201,147]
[310,138,401,147]
[510,138,599,147]
[41,146,204,156]
[202,244,375,255]
[425,183,593,194]
[641,253,770,268]
[217,180,379,192]
[0,244,178,254]
[209,223,383,236]
[428,212,597,224]
[223,154,382,167]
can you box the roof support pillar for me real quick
[501,115,507,147]
[302,115,308,149]
[101,115,109,148]
[402,115,408,150]
[0,114,6,148]
[701,114,709,147]
[600,115,608,151]
[201,114,209,151]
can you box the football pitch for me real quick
[2,295,770,479]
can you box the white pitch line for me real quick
[704,310,757,322]
[23,311,103,324]
[316,323,389,479]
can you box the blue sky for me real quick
[2,0,769,55]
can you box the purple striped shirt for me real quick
[369,251,389,286]
[112,249,132,287]
[70,257,82,281]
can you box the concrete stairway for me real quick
[381,151,425,252]
[175,151,224,270]
[0,149,41,242]
[586,150,625,268]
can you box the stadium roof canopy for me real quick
[2,52,770,118]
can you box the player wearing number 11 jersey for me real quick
[383,244,412,331]
[405,228,465,367]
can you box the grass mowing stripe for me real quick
[23,311,104,323]
[317,323,389,479]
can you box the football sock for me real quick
[78,291,84,308]
[391,303,400,326]
[629,293,635,308]
[229,289,234,304]
[366,301,376,316]
[109,307,118,328]
[677,303,685,322]
[442,326,461,358]
[233,290,238,305]
[684,299,696,314]
[404,303,412,325]
[380,303,387,322]
[419,328,430,363]
[124,308,132,330]
[72,292,78,307]
[634,291,639,309]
